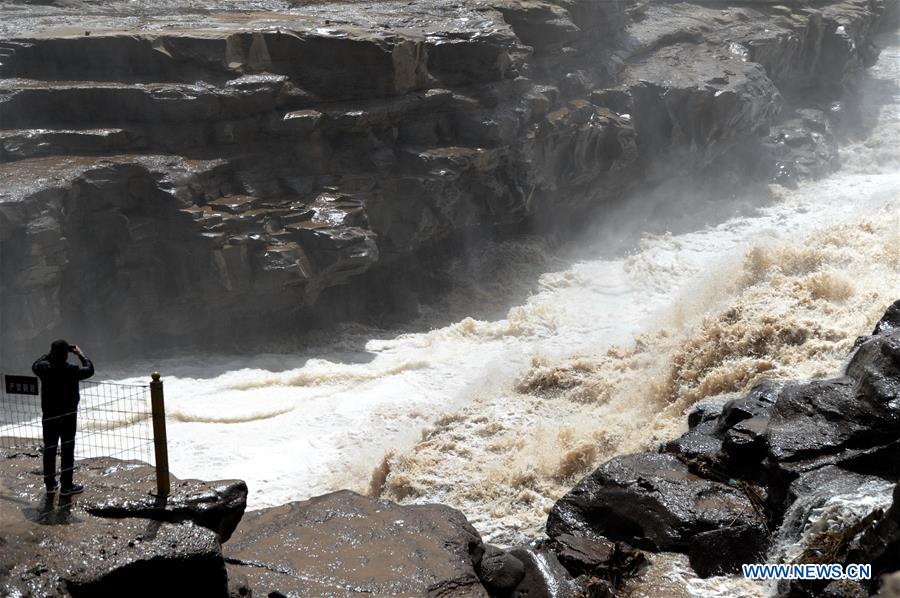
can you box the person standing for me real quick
[32,339,94,496]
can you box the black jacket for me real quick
[32,353,95,416]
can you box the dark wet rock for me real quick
[667,381,782,473]
[832,438,900,481]
[847,327,900,396]
[1,515,227,598]
[0,0,890,366]
[548,533,647,585]
[662,417,723,464]
[572,576,614,598]
[714,311,897,500]
[847,483,900,584]
[224,490,487,597]
[668,324,900,484]
[787,465,891,510]
[546,452,767,565]
[75,458,248,542]
[663,398,728,462]
[820,580,869,598]
[0,449,247,543]
[506,546,579,598]
[761,108,840,187]
[767,329,900,467]
[719,381,782,466]
[688,524,768,578]
[551,534,615,577]
[766,378,866,462]
[0,449,233,597]
[687,398,727,430]
[874,299,900,335]
[477,544,526,595]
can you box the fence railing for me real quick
[0,372,170,497]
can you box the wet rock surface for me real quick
[476,544,527,595]
[546,452,768,556]
[74,458,248,542]
[547,302,900,580]
[848,483,900,585]
[0,0,890,365]
[761,107,840,187]
[0,447,243,597]
[224,489,487,596]
[505,545,580,598]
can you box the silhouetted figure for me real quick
[32,340,94,496]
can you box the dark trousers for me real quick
[42,412,77,489]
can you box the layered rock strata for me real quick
[0,0,889,364]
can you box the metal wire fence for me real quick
[0,374,168,498]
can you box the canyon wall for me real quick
[0,0,889,364]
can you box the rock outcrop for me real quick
[546,300,900,582]
[224,489,487,597]
[546,452,769,577]
[73,457,248,542]
[0,447,247,597]
[0,0,889,366]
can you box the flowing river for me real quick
[102,31,899,572]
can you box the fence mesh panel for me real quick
[0,378,155,469]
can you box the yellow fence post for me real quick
[149,372,170,497]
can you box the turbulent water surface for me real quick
[92,32,899,581]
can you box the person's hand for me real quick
[71,345,82,356]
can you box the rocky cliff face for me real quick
[0,0,888,364]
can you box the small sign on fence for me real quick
[4,375,38,395]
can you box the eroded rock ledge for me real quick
[0,452,247,596]
[0,0,891,365]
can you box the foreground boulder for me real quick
[224,490,487,596]
[0,447,245,597]
[0,447,247,541]
[74,457,246,542]
[546,452,767,573]
[476,545,526,595]
[2,513,226,597]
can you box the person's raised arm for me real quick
[71,346,94,380]
[32,354,52,376]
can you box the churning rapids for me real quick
[95,31,898,572]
